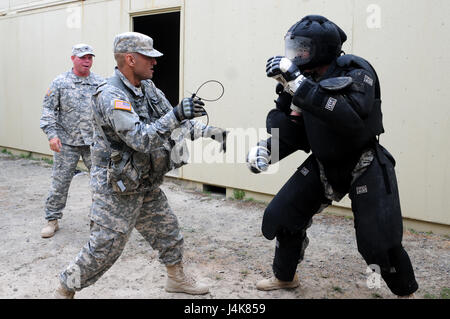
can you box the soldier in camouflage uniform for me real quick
[40,44,104,238]
[54,32,227,298]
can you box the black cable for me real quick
[192,79,225,102]
[190,79,225,128]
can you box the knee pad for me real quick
[380,245,418,296]
[351,152,403,265]
[273,226,310,281]
[350,148,418,296]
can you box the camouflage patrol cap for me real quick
[72,43,95,57]
[113,32,163,57]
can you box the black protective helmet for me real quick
[285,15,347,70]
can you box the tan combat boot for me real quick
[256,273,300,291]
[165,263,209,295]
[41,220,59,238]
[54,283,75,299]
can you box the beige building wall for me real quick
[0,0,448,227]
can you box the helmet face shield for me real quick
[285,35,315,67]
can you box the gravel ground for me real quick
[0,152,448,299]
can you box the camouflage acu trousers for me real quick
[45,144,91,220]
[59,188,183,291]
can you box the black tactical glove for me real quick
[266,56,307,95]
[274,83,293,115]
[173,97,206,121]
[266,56,301,81]
[246,143,271,174]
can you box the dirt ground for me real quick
[0,152,448,299]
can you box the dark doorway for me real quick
[133,12,180,106]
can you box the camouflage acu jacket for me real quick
[90,68,204,195]
[40,69,104,146]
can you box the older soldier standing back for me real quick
[54,32,227,298]
[40,44,104,238]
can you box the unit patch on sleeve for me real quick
[113,99,132,112]
[356,185,368,195]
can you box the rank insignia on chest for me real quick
[114,99,132,112]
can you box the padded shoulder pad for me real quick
[336,54,355,68]
[337,54,380,98]
[319,76,353,91]
[337,54,375,75]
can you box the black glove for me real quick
[246,143,271,174]
[266,56,306,95]
[173,97,206,121]
[274,83,293,114]
[266,56,301,83]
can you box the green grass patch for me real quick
[423,287,449,299]
[40,157,53,165]
[1,149,13,156]
[19,152,32,159]
[440,287,450,299]
[332,286,343,293]
[233,189,245,200]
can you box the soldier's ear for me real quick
[125,53,136,67]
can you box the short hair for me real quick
[114,53,126,68]
[114,52,140,68]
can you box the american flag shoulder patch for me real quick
[113,99,132,112]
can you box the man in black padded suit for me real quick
[246,15,418,297]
